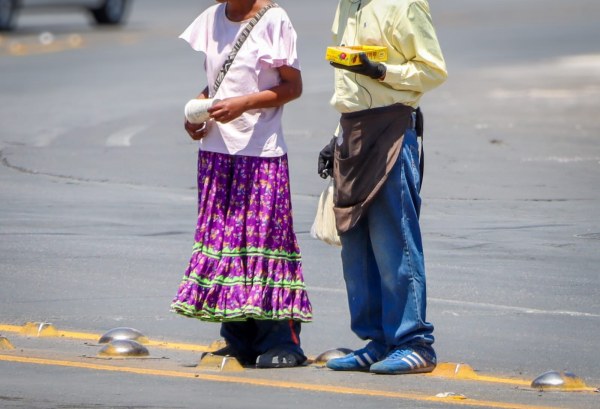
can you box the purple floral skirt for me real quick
[171,151,312,323]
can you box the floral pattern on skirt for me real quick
[171,151,312,322]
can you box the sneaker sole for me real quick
[370,365,435,375]
[256,358,305,369]
[326,365,372,372]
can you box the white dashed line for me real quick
[105,125,146,147]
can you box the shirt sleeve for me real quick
[382,1,448,93]
[258,10,300,70]
[179,9,211,53]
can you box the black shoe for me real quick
[202,345,256,366]
[256,347,307,368]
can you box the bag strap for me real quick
[415,107,425,193]
[213,2,279,95]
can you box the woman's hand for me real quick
[184,87,210,140]
[208,96,249,124]
[204,65,302,124]
[184,119,208,140]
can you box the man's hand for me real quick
[317,137,336,179]
[330,52,386,80]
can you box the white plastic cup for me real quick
[184,98,218,124]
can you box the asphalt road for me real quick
[1,1,599,408]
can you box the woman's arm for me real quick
[208,65,302,124]
[195,87,210,99]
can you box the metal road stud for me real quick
[98,339,150,357]
[312,348,353,366]
[98,327,149,344]
[0,336,15,350]
[38,32,55,46]
[21,322,59,337]
[198,354,244,372]
[531,370,591,391]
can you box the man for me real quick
[318,0,447,374]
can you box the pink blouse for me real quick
[180,3,300,157]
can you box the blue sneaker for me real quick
[326,347,380,371]
[370,345,436,375]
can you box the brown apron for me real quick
[333,103,414,233]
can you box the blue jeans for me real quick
[339,124,434,357]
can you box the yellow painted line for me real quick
[427,362,532,387]
[474,374,530,387]
[0,324,23,333]
[2,323,595,392]
[0,324,210,352]
[427,365,596,393]
[0,354,562,409]
[146,340,211,353]
[0,33,141,57]
[0,38,84,56]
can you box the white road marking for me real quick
[430,298,600,318]
[307,286,600,318]
[106,125,146,147]
[33,128,65,147]
[521,156,600,164]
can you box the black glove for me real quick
[330,52,386,80]
[317,137,336,179]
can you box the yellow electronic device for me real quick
[325,46,388,66]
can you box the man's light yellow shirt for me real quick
[331,0,448,113]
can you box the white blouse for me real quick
[180,3,300,157]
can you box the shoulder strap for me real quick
[213,2,279,95]
[415,107,425,193]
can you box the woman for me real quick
[171,0,312,368]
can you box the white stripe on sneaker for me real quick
[362,353,375,365]
[401,357,416,369]
[405,355,420,367]
[403,352,427,369]
[411,352,427,367]
[355,352,375,367]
